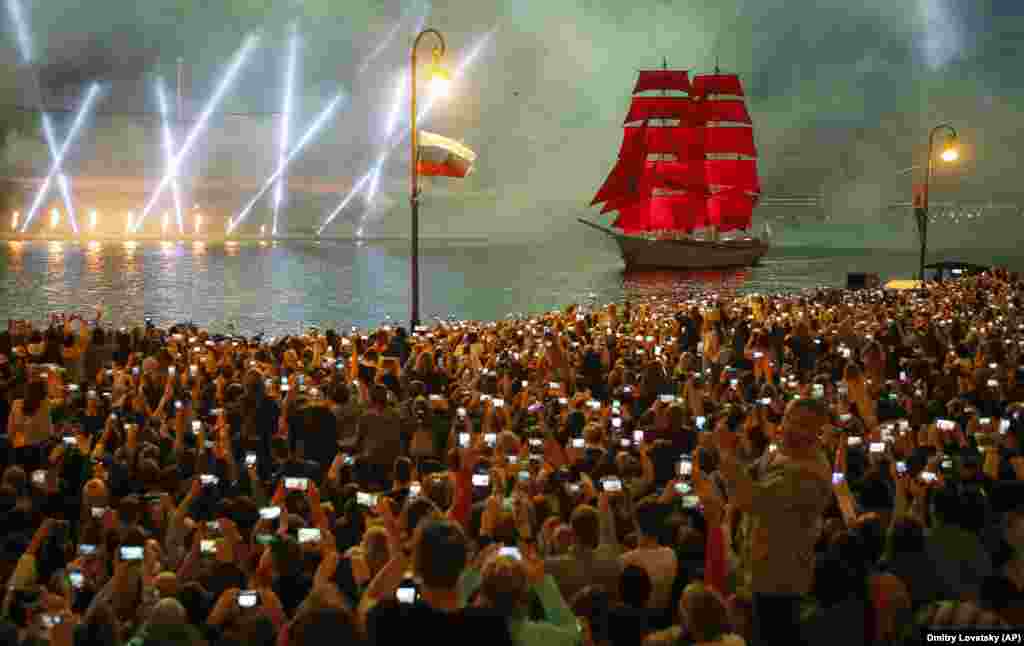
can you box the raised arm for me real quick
[597,492,618,548]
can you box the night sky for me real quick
[1,0,1023,240]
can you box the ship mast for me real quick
[659,57,667,238]
[592,61,758,237]
[707,58,720,243]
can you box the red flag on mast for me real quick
[912,183,925,209]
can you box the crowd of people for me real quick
[0,268,1023,646]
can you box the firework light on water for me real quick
[366,70,408,205]
[134,35,258,232]
[319,29,495,235]
[322,7,433,230]
[22,83,101,232]
[41,115,79,234]
[273,24,299,236]
[318,171,374,236]
[156,78,185,235]
[227,92,347,232]
[8,0,84,234]
[246,13,412,236]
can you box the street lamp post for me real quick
[916,123,959,282]
[409,28,448,330]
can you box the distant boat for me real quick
[579,63,768,270]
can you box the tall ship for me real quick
[579,64,769,269]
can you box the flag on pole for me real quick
[912,183,925,209]
[417,131,477,178]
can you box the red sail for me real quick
[707,190,755,232]
[622,126,679,156]
[612,204,668,233]
[603,191,652,215]
[612,194,707,233]
[621,127,705,160]
[692,74,745,97]
[655,160,708,191]
[705,159,760,193]
[600,159,708,211]
[591,158,638,205]
[704,99,751,124]
[589,160,626,203]
[624,96,703,124]
[596,68,760,235]
[667,193,709,230]
[705,126,757,157]
[634,70,691,94]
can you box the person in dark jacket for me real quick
[364,520,514,646]
[356,385,403,490]
[230,370,279,482]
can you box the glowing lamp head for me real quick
[89,210,97,229]
[428,49,451,96]
[12,212,19,230]
[941,146,959,163]
[50,209,59,229]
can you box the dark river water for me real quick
[1,238,1020,335]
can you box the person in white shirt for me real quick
[620,497,677,612]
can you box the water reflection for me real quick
[7,241,23,271]
[46,242,64,274]
[1,240,1017,336]
[122,241,139,284]
[85,241,103,276]
[623,268,751,296]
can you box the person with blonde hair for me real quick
[644,583,744,646]
[468,547,580,646]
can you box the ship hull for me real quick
[578,219,769,270]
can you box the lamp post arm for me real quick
[918,122,958,282]
[924,123,958,212]
[410,29,447,202]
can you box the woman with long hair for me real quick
[8,379,51,469]
[232,369,278,481]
